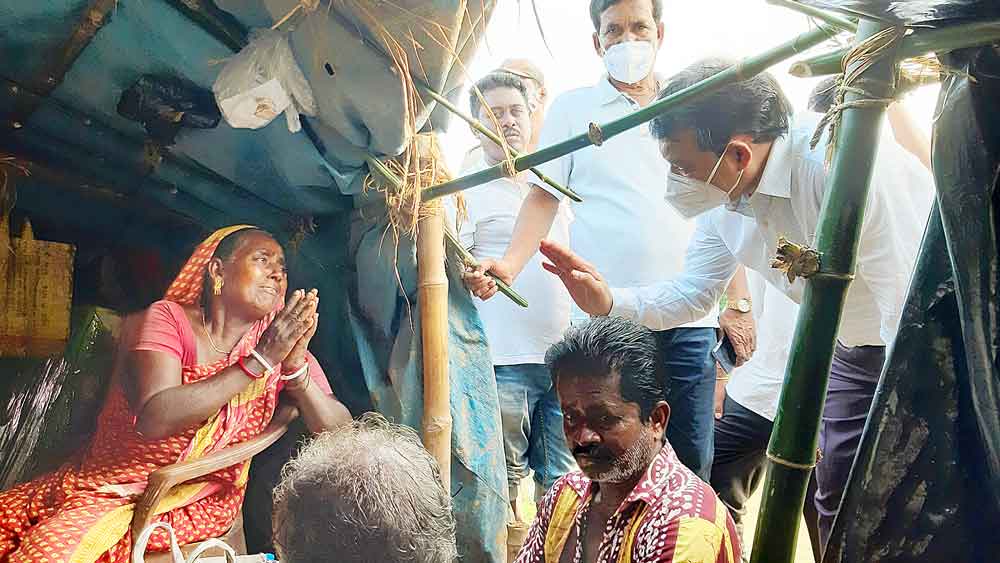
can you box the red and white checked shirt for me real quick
[514,443,741,563]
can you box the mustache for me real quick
[573,444,612,459]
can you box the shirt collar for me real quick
[563,442,683,507]
[597,75,626,105]
[753,131,794,199]
[595,73,665,106]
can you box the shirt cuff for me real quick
[609,287,639,322]
[528,175,567,202]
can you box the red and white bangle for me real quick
[249,349,276,377]
[238,356,265,379]
[280,363,309,382]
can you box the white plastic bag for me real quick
[132,522,238,563]
[212,29,317,133]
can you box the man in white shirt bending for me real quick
[457,71,576,511]
[464,0,755,482]
[537,58,931,548]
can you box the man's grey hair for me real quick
[272,413,458,563]
[468,71,530,122]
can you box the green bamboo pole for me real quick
[364,156,529,307]
[766,0,858,33]
[418,87,582,202]
[749,20,899,563]
[790,20,1000,77]
[423,23,842,202]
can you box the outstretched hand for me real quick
[538,239,613,317]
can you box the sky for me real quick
[437,0,940,172]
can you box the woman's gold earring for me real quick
[213,277,224,295]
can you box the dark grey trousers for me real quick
[815,343,886,548]
[711,397,821,561]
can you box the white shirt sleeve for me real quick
[531,99,573,201]
[609,214,737,330]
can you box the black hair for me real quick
[468,71,530,122]
[545,316,666,421]
[649,57,794,155]
[200,227,275,306]
[808,76,840,113]
[589,0,663,31]
[212,227,274,262]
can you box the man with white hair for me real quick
[272,414,458,563]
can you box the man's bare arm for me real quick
[463,185,560,300]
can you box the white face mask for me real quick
[603,41,655,85]
[663,144,745,219]
[663,173,729,219]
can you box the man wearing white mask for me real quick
[464,0,755,482]
[536,58,932,549]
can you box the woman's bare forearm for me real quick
[136,365,254,439]
[285,381,352,433]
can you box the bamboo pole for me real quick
[749,20,899,563]
[422,23,843,202]
[790,20,1000,77]
[418,201,452,488]
[766,0,858,33]
[365,155,529,308]
[362,154,452,484]
[418,87,581,202]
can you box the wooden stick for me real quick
[417,204,452,488]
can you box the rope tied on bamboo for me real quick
[809,26,905,167]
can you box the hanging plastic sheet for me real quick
[347,209,508,563]
[824,44,1000,562]
[799,0,1000,25]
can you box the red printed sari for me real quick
[0,226,291,563]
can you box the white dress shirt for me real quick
[725,270,799,421]
[610,112,932,347]
[533,77,716,328]
[454,165,573,366]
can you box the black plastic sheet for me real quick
[117,74,221,145]
[825,44,1000,562]
[800,0,1000,26]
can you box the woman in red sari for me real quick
[0,225,352,563]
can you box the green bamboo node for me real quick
[769,237,821,283]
